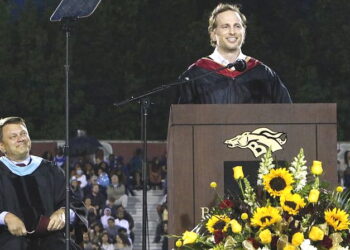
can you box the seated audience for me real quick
[106,174,128,208]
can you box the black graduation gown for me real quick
[178,57,292,104]
[0,159,67,250]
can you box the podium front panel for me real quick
[167,104,337,238]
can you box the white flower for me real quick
[257,148,275,185]
[257,247,270,250]
[289,148,307,191]
[300,239,317,250]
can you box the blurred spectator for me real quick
[149,157,162,190]
[83,231,94,250]
[106,217,121,241]
[115,205,134,242]
[98,161,111,175]
[75,164,88,189]
[92,243,100,250]
[154,194,167,243]
[95,149,105,165]
[97,168,111,188]
[84,174,99,196]
[104,198,119,218]
[84,197,98,226]
[129,148,143,189]
[108,154,119,174]
[107,174,128,208]
[54,146,65,168]
[87,184,106,214]
[71,176,84,202]
[100,232,114,250]
[114,228,133,250]
[101,208,113,229]
[116,157,135,196]
[344,151,350,188]
[344,167,350,188]
[162,206,168,250]
[89,222,103,245]
[108,153,116,167]
[41,150,54,161]
[84,161,96,179]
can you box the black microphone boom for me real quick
[227,59,247,72]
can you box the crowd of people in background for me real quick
[41,147,168,250]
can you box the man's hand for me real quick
[4,213,27,236]
[47,208,65,231]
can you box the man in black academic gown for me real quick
[178,3,292,104]
[0,117,70,250]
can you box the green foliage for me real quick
[0,0,349,140]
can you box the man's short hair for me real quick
[0,117,26,141]
[208,3,247,47]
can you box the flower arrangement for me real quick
[173,148,350,250]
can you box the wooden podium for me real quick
[167,104,337,237]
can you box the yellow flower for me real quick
[283,244,297,250]
[182,231,198,245]
[224,219,242,233]
[206,215,230,233]
[280,193,306,215]
[311,160,323,175]
[336,186,344,193]
[308,189,320,203]
[233,166,244,180]
[259,229,272,244]
[210,182,217,188]
[324,208,350,231]
[309,226,324,241]
[241,213,248,220]
[175,240,182,247]
[263,168,294,197]
[251,206,282,228]
[291,232,304,246]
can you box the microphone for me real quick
[227,59,247,72]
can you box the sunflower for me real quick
[263,168,294,197]
[324,208,350,231]
[250,206,282,228]
[206,215,231,233]
[280,193,306,215]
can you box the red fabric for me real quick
[194,57,261,78]
[15,163,26,167]
[35,215,50,235]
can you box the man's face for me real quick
[111,175,119,184]
[92,185,99,193]
[0,123,31,161]
[117,208,124,219]
[210,10,246,55]
[83,232,89,242]
[107,220,114,227]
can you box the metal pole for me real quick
[64,24,71,250]
[141,98,150,250]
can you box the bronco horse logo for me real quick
[224,128,287,157]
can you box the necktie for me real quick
[16,163,26,167]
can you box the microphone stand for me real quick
[114,63,238,107]
[114,62,241,250]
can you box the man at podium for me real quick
[178,3,292,104]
